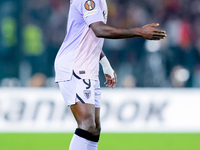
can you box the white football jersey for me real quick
[54,0,108,82]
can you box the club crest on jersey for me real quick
[84,90,91,99]
[85,0,95,11]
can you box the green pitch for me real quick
[0,133,200,150]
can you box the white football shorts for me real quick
[58,72,101,107]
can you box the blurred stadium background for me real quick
[0,0,200,150]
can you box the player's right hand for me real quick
[104,72,117,88]
[140,23,167,40]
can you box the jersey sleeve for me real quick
[75,0,104,26]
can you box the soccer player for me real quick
[54,0,167,150]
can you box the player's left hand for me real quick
[140,23,167,40]
[104,72,117,88]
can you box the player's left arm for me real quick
[100,51,117,88]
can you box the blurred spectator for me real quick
[0,78,20,87]
[28,73,46,87]
[121,75,137,88]
[0,0,18,81]
[22,24,45,74]
[1,0,200,88]
[170,65,190,87]
[192,65,200,87]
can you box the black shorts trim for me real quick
[73,71,81,79]
[76,94,85,104]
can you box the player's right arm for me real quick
[90,22,167,40]
[100,51,117,88]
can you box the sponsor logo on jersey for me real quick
[85,0,95,11]
[84,9,98,18]
[84,90,91,99]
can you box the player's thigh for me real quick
[95,107,101,133]
[70,101,96,127]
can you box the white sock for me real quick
[69,134,88,150]
[87,140,98,150]
[69,128,99,150]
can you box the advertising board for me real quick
[0,88,200,132]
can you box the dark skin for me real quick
[71,51,117,136]
[70,102,100,136]
[71,21,167,137]
[90,22,166,40]
[100,51,117,88]
[97,22,166,88]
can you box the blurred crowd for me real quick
[0,0,200,88]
